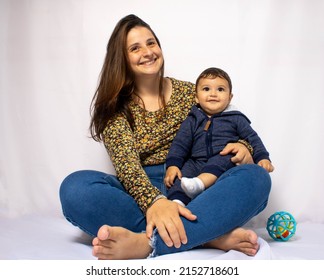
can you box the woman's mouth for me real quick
[140,58,156,66]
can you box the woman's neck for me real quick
[134,76,165,112]
[135,75,161,98]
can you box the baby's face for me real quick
[195,77,233,116]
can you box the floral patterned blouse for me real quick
[103,78,196,213]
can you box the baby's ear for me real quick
[195,96,199,103]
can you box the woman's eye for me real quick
[129,46,139,52]
[148,41,156,46]
[128,44,140,52]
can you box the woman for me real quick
[59,14,271,259]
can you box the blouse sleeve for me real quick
[103,113,162,213]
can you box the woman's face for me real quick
[126,26,163,78]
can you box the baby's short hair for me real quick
[196,67,232,93]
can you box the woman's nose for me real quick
[142,46,153,56]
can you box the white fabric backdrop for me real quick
[1,0,324,226]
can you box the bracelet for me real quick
[238,139,254,155]
[151,194,167,205]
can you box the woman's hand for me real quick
[164,166,182,188]
[220,142,253,165]
[146,198,197,248]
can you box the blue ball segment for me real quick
[266,211,297,241]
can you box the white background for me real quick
[1,0,324,226]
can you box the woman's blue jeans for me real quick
[59,164,271,257]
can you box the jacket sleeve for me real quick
[103,114,162,213]
[235,115,271,163]
[166,115,194,169]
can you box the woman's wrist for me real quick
[145,194,167,214]
[237,139,254,155]
[151,194,167,205]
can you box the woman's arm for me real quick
[103,114,161,213]
[104,114,196,247]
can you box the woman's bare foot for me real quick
[204,228,259,256]
[92,225,152,260]
[92,226,259,259]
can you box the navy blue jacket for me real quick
[166,104,271,173]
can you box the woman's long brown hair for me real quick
[89,14,165,141]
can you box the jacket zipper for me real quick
[204,118,213,158]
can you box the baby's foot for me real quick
[181,177,205,198]
[173,199,186,207]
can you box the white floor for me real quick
[1,214,323,260]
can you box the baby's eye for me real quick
[202,87,210,91]
[217,87,225,92]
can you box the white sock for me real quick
[173,199,186,207]
[181,177,205,199]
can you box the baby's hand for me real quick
[164,166,182,188]
[258,159,275,173]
